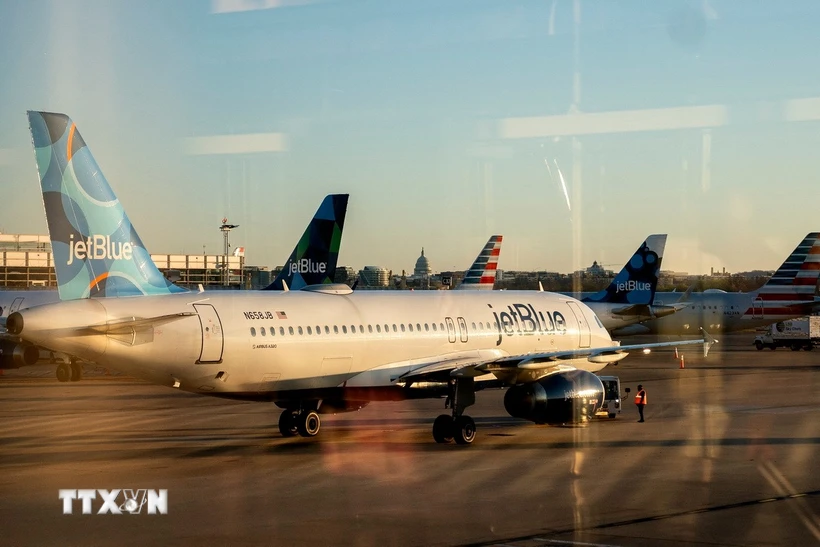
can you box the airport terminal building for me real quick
[0,234,252,289]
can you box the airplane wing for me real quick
[400,335,716,385]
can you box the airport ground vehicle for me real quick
[595,375,621,419]
[753,316,820,351]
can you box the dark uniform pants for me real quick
[636,404,645,421]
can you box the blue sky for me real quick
[1,0,819,275]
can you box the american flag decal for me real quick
[276,311,288,319]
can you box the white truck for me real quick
[753,316,820,351]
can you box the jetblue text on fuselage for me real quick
[615,280,651,293]
[289,259,327,275]
[67,234,133,266]
[490,303,567,346]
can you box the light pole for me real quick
[220,218,239,287]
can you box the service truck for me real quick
[753,316,820,351]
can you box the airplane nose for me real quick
[6,312,23,335]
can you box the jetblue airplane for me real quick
[6,111,710,445]
[0,193,350,378]
[611,232,820,336]
[565,235,689,331]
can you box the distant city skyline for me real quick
[1,2,819,275]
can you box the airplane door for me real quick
[752,297,763,317]
[566,302,591,348]
[9,297,24,313]
[457,317,468,343]
[193,304,224,364]
[445,317,456,343]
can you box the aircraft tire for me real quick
[56,363,71,383]
[278,411,298,437]
[608,413,617,419]
[754,341,763,351]
[297,411,321,437]
[432,414,454,444]
[453,415,476,445]
[69,361,83,382]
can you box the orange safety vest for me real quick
[634,390,647,405]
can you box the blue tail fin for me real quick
[583,234,667,305]
[263,194,349,290]
[27,111,186,299]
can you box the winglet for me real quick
[538,281,544,292]
[701,328,719,357]
[282,279,289,292]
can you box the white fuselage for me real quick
[15,290,614,401]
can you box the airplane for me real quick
[611,233,820,337]
[454,235,502,290]
[6,111,710,446]
[0,193,350,379]
[563,234,689,332]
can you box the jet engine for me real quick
[0,340,39,369]
[504,370,604,425]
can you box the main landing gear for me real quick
[56,358,82,383]
[278,408,321,438]
[432,378,477,445]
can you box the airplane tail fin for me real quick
[27,111,186,299]
[752,232,820,309]
[263,194,349,291]
[584,234,667,305]
[456,235,502,290]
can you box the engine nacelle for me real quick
[504,370,604,425]
[0,340,40,369]
[319,399,370,414]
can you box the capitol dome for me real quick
[414,248,432,277]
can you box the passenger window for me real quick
[416,323,421,331]
[432,323,437,332]
[384,324,389,332]
[298,326,303,335]
[307,326,312,335]
[260,327,266,336]
[392,324,397,332]
[368,325,373,333]
[270,327,275,336]
[334,325,339,334]
[440,323,444,331]
[342,325,348,334]
[280,327,285,336]
[250,327,257,337]
[471,322,476,329]
[316,325,321,335]
[359,325,364,333]
[376,324,382,333]
[425,323,429,331]
[324,326,330,334]
[351,324,356,333]
[288,326,294,335]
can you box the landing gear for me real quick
[432,378,477,445]
[69,359,82,382]
[56,362,71,383]
[278,408,321,438]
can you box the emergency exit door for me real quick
[193,304,224,364]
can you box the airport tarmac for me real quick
[1,333,819,546]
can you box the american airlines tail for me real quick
[747,232,820,315]
[456,235,502,290]
[263,194,348,291]
[27,111,186,300]
[583,234,667,305]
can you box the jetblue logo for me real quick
[615,281,650,293]
[67,234,133,265]
[59,489,167,515]
[289,258,326,275]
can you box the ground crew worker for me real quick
[634,384,647,422]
